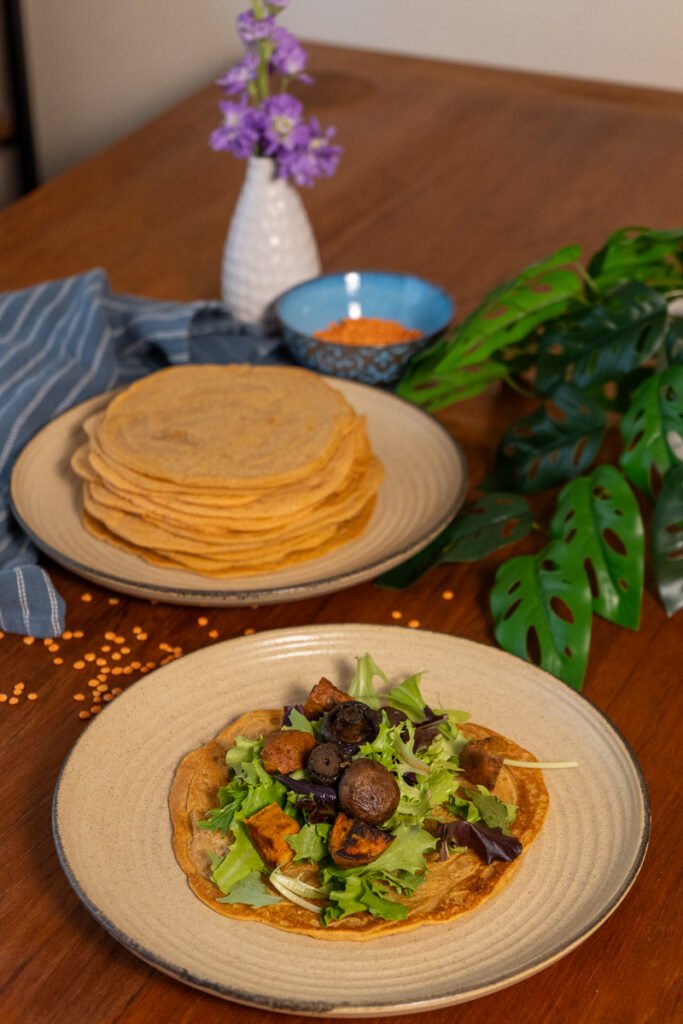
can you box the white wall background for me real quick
[21,0,241,181]
[287,0,683,93]
[2,0,682,204]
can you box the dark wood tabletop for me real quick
[0,44,681,1024]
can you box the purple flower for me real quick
[261,93,308,154]
[236,11,275,44]
[216,52,259,95]
[277,118,342,187]
[271,26,313,83]
[209,97,263,158]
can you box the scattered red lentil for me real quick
[90,705,101,714]
[111,652,122,661]
[8,697,19,705]
[88,680,99,689]
[80,593,93,602]
[132,626,142,635]
[130,661,141,670]
[27,693,38,701]
[62,631,73,640]
[0,631,4,639]
[73,661,86,670]
[407,619,421,629]
[208,629,219,639]
[22,637,35,645]
[121,646,130,655]
[48,643,60,652]
[103,693,114,702]
[441,590,454,600]
[74,630,84,639]
[108,597,120,605]
[84,653,96,662]
[111,687,122,695]
[111,667,123,676]
[244,627,255,635]
[53,657,63,666]
[114,635,125,645]
[197,616,209,627]
[391,610,402,620]
[0,694,6,703]
[73,694,86,702]
[78,710,91,720]
[104,631,116,641]
[137,632,148,641]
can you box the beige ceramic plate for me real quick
[10,380,466,605]
[52,624,649,1017]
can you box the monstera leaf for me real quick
[489,384,606,494]
[396,246,584,410]
[651,465,683,616]
[536,282,667,396]
[665,316,683,365]
[550,466,644,629]
[376,493,532,589]
[490,540,592,689]
[588,226,683,292]
[620,366,683,499]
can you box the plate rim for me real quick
[10,379,468,603]
[51,624,651,1017]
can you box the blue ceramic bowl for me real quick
[275,270,454,385]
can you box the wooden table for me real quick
[1,44,681,1024]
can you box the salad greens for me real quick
[201,656,520,923]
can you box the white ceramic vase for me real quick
[221,155,322,324]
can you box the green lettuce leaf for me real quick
[385,673,428,721]
[347,653,386,708]
[211,821,264,895]
[282,708,315,735]
[216,871,281,907]
[286,823,331,863]
[468,786,517,834]
[225,736,272,787]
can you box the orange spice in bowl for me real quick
[313,317,423,347]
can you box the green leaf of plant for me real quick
[489,384,606,494]
[490,540,592,690]
[536,282,668,396]
[588,226,683,292]
[651,464,683,616]
[550,466,644,629]
[375,493,533,589]
[396,245,583,411]
[665,316,683,366]
[620,366,683,499]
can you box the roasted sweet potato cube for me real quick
[460,740,504,790]
[261,729,316,775]
[244,802,300,869]
[303,676,353,719]
[329,811,393,867]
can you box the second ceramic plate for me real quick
[10,378,466,605]
[52,625,650,1016]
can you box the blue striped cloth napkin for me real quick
[0,268,287,637]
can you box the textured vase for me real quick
[221,156,321,324]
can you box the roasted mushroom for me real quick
[306,742,348,785]
[320,701,380,746]
[338,758,400,824]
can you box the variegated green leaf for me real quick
[489,384,606,494]
[490,540,592,690]
[620,366,683,499]
[550,466,644,629]
[588,226,683,292]
[536,282,667,396]
[651,465,683,616]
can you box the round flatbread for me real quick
[95,365,358,489]
[169,710,549,940]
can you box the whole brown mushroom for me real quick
[338,758,400,825]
